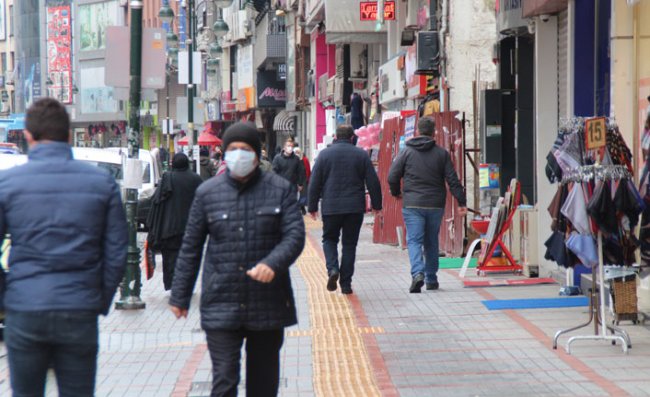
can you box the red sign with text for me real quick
[360,1,396,21]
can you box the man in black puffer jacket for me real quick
[388,117,467,293]
[170,122,305,397]
[272,139,306,191]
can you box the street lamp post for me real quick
[115,0,146,310]
[186,0,198,173]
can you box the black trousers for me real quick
[160,248,179,290]
[321,213,365,287]
[205,328,285,397]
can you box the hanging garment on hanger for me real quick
[614,178,643,228]
[548,184,569,232]
[555,133,583,174]
[606,126,633,171]
[566,232,598,268]
[561,183,591,235]
[544,231,570,268]
[546,151,563,183]
[587,180,618,235]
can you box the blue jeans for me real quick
[4,310,99,397]
[402,208,444,283]
[322,213,365,287]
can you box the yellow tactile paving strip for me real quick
[296,218,382,397]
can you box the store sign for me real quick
[360,1,396,21]
[257,71,287,108]
[585,117,607,150]
[278,64,287,81]
[46,5,73,104]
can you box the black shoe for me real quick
[341,285,353,295]
[409,273,425,293]
[426,282,439,290]
[327,271,339,291]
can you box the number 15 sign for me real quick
[585,117,607,150]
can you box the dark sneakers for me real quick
[426,282,439,290]
[409,273,425,293]
[341,285,353,295]
[327,271,340,292]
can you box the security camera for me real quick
[540,14,551,22]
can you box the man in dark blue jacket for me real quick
[170,123,305,397]
[308,125,382,294]
[388,117,467,293]
[0,98,128,396]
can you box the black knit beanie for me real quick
[172,153,189,170]
[222,122,261,158]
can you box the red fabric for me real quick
[302,156,311,183]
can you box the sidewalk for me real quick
[1,219,650,396]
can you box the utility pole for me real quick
[116,0,146,310]
[186,0,200,175]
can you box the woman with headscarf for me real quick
[147,153,204,290]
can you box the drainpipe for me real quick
[633,2,640,176]
[439,0,448,110]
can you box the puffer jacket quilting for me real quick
[170,169,306,331]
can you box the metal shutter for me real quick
[557,10,569,120]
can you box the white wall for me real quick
[447,0,498,210]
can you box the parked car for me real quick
[73,147,163,230]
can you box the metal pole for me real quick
[166,67,171,165]
[116,0,146,310]
[187,0,199,174]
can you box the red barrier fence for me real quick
[373,112,465,257]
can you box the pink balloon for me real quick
[356,126,369,138]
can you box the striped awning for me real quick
[273,110,295,132]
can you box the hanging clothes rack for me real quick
[553,164,632,354]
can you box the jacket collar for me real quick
[27,142,73,162]
[226,167,262,191]
[333,138,353,145]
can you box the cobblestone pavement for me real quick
[1,220,650,396]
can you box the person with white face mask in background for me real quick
[272,139,306,194]
[170,122,305,397]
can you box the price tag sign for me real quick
[585,117,607,150]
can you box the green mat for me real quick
[439,257,477,269]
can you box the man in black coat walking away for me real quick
[272,139,306,193]
[388,117,467,293]
[308,125,382,294]
[147,153,203,290]
[170,122,305,397]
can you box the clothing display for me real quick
[543,117,642,269]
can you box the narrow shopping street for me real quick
[2,217,649,397]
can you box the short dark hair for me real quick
[26,98,70,142]
[417,117,435,137]
[336,125,354,140]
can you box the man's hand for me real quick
[170,305,188,319]
[308,212,318,221]
[247,263,276,283]
[458,207,468,216]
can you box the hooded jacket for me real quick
[388,136,466,209]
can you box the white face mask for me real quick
[225,149,257,178]
[284,146,294,155]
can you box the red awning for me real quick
[176,132,222,146]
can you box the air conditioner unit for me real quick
[318,73,329,102]
[1,102,9,113]
[416,31,440,76]
[405,1,420,30]
[232,10,250,41]
[326,76,335,98]
[243,19,253,37]
[5,70,14,85]
[334,77,344,105]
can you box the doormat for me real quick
[440,257,477,269]
[463,277,557,288]
[482,297,589,310]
